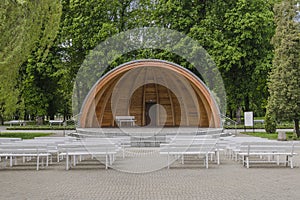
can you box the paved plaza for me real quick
[1,149,300,200]
[1,127,300,199]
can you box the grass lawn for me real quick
[224,119,294,129]
[242,132,298,140]
[225,123,294,129]
[0,132,53,139]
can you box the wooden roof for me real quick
[79,60,221,128]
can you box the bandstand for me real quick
[79,59,221,129]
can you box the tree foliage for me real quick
[190,0,275,122]
[0,0,62,122]
[267,0,300,137]
[0,0,281,124]
[265,109,277,133]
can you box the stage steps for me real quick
[74,128,224,147]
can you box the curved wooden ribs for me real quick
[80,60,221,128]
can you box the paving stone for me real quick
[1,150,300,200]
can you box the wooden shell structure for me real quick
[79,60,221,128]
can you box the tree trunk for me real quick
[236,106,242,124]
[0,115,3,125]
[36,116,44,126]
[244,95,250,112]
[228,107,233,119]
[294,119,300,138]
[49,114,55,120]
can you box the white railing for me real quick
[220,114,238,135]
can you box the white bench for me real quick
[34,136,78,161]
[23,138,77,163]
[160,140,218,169]
[0,138,22,144]
[131,136,166,147]
[166,135,220,143]
[0,143,51,170]
[236,142,297,168]
[79,137,127,158]
[4,120,27,126]
[224,137,269,160]
[254,119,264,124]
[49,120,64,126]
[58,142,119,170]
[115,116,136,127]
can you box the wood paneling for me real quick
[80,60,221,128]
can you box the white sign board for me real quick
[244,112,253,126]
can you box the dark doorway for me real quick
[145,102,157,126]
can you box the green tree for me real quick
[0,0,62,123]
[54,0,155,118]
[267,0,300,137]
[54,0,118,120]
[152,0,208,34]
[20,50,62,121]
[190,0,275,122]
[265,109,277,133]
[58,0,276,122]
[8,0,277,124]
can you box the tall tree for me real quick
[2,0,278,123]
[267,0,300,137]
[54,0,155,119]
[152,0,208,34]
[190,0,275,121]
[0,0,62,123]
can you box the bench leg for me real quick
[112,154,115,164]
[241,155,245,164]
[105,155,108,169]
[167,153,170,169]
[10,156,13,167]
[66,155,69,170]
[289,156,294,169]
[205,154,209,169]
[73,155,76,166]
[217,151,220,165]
[2,157,7,167]
[246,157,249,168]
[113,154,115,162]
[37,156,39,171]
[41,157,44,168]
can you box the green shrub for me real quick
[265,111,276,133]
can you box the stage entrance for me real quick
[145,102,157,126]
